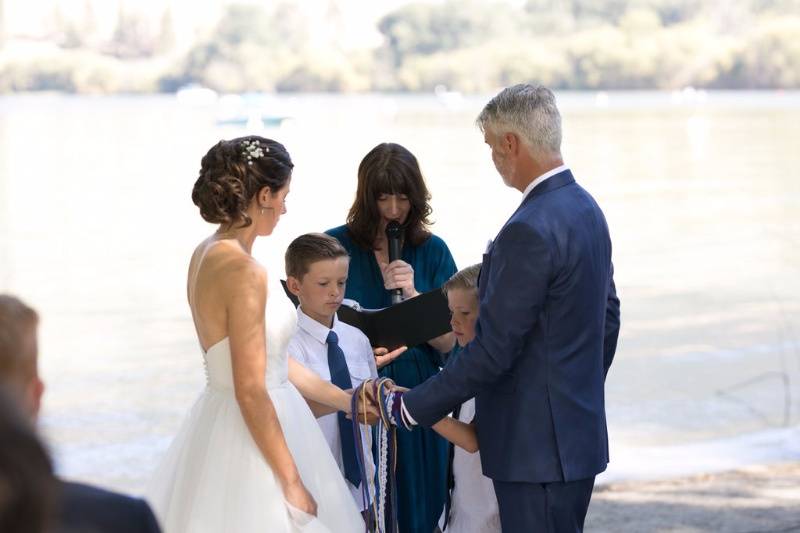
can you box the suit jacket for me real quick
[53,480,161,533]
[404,169,620,484]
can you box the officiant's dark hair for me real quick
[192,136,293,228]
[285,233,349,281]
[345,143,432,250]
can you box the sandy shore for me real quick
[585,462,800,532]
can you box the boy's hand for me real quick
[347,388,380,426]
[374,345,407,368]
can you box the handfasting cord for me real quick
[351,378,404,533]
[351,385,373,529]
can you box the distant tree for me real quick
[568,0,631,24]
[0,0,5,48]
[377,0,505,67]
[716,16,800,88]
[648,0,705,25]
[522,0,577,34]
[109,6,157,58]
[527,0,703,26]
[79,0,97,45]
[155,7,175,54]
[162,2,311,92]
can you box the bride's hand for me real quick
[283,479,317,517]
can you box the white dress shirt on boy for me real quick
[438,398,501,533]
[287,307,378,511]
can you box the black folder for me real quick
[281,280,452,350]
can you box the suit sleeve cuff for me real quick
[400,396,418,427]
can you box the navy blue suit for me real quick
[404,169,620,532]
[53,480,162,533]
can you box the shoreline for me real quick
[597,426,800,486]
[586,461,800,532]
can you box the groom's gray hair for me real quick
[476,84,562,156]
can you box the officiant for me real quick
[326,142,456,533]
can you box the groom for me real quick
[393,85,620,532]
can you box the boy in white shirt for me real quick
[285,233,378,518]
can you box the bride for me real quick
[147,136,365,532]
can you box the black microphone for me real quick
[385,220,404,305]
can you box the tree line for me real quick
[1,0,798,93]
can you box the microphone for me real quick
[385,220,404,305]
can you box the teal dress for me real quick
[326,225,457,533]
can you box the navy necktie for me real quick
[326,330,360,487]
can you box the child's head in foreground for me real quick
[285,233,350,327]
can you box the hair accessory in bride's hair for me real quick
[240,139,269,165]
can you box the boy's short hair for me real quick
[0,295,39,386]
[285,233,349,280]
[443,263,482,294]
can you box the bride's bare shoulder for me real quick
[194,240,267,292]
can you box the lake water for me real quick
[1,91,799,492]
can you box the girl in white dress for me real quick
[147,137,364,533]
[432,264,501,533]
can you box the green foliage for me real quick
[109,7,159,59]
[375,0,800,91]
[1,0,799,93]
[378,1,510,65]
[714,16,800,88]
[0,51,155,93]
[161,3,316,93]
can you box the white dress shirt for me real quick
[521,164,569,202]
[287,307,378,511]
[437,398,501,532]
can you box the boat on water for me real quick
[215,112,289,128]
[175,87,290,128]
[214,93,290,129]
[175,84,218,106]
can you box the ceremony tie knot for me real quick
[326,330,338,345]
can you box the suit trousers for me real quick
[492,476,595,532]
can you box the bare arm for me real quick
[288,357,351,413]
[427,331,455,354]
[227,262,316,515]
[432,416,479,453]
[304,397,338,418]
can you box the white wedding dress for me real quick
[147,276,364,533]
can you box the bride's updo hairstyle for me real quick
[191,136,293,228]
